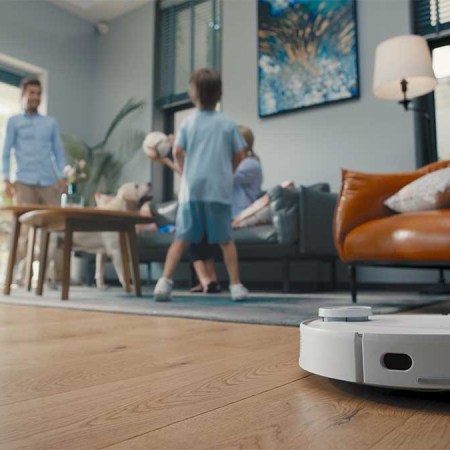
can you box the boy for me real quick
[153,68,249,302]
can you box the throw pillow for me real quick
[268,183,299,245]
[233,205,272,228]
[232,180,294,229]
[384,167,450,213]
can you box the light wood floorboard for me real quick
[0,302,449,449]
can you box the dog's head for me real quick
[116,182,153,209]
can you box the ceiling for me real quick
[48,0,150,24]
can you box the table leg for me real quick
[62,222,73,301]
[4,216,21,295]
[36,230,50,296]
[119,232,132,293]
[126,227,141,297]
[25,227,37,291]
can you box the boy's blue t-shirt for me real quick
[175,110,246,205]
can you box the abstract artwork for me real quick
[258,0,359,117]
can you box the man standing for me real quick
[2,78,67,286]
[2,78,66,204]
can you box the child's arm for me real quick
[159,157,182,175]
[173,145,186,173]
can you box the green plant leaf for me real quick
[91,99,146,151]
[63,98,147,204]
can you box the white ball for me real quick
[143,132,171,159]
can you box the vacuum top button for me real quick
[318,306,373,322]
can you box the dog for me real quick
[72,182,152,290]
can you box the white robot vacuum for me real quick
[299,306,450,390]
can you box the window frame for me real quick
[155,0,222,109]
[412,1,450,165]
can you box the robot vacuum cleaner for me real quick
[299,306,450,390]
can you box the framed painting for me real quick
[258,0,360,117]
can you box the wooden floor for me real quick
[0,302,450,450]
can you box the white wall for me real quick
[92,1,155,184]
[222,0,416,192]
[0,1,96,141]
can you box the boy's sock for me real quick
[153,277,174,302]
[230,283,249,301]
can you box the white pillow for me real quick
[385,167,450,213]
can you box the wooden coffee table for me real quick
[18,207,154,300]
[0,205,54,296]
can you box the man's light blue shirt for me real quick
[2,112,66,186]
[175,110,246,205]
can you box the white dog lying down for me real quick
[72,182,152,289]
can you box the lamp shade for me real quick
[373,35,437,100]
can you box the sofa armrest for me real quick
[334,160,450,259]
[298,186,337,255]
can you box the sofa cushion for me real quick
[233,194,272,228]
[268,182,330,245]
[151,201,178,227]
[298,186,337,255]
[139,230,175,249]
[385,167,450,213]
[233,224,278,244]
[268,185,299,245]
[343,210,450,262]
[139,224,277,252]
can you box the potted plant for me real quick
[62,98,147,205]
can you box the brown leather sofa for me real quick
[334,160,450,302]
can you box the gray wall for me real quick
[0,0,96,141]
[92,1,155,184]
[221,0,416,192]
[220,0,440,285]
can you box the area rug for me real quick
[0,286,448,326]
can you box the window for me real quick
[414,0,450,37]
[413,0,450,164]
[157,0,222,107]
[432,45,450,160]
[154,0,222,201]
[0,71,22,284]
[0,72,23,184]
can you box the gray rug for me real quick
[0,286,448,326]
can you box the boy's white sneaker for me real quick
[153,278,174,302]
[230,283,249,301]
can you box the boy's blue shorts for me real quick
[175,201,232,244]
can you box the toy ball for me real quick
[143,132,171,159]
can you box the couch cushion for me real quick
[151,201,178,226]
[343,210,450,262]
[232,224,278,244]
[385,167,450,213]
[139,224,277,249]
[268,182,331,245]
[139,231,175,249]
[268,185,299,245]
[298,186,337,255]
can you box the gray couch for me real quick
[138,183,338,291]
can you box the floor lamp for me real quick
[372,34,449,293]
[373,34,437,158]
